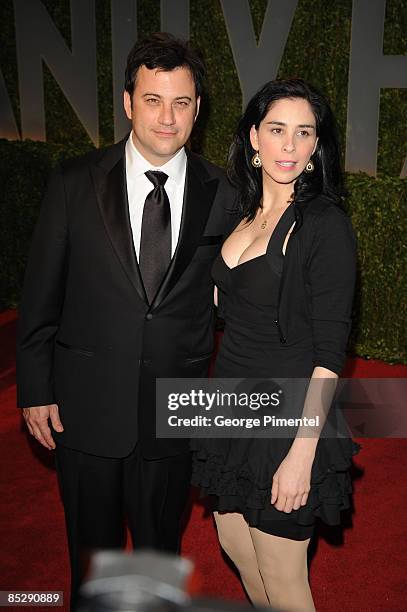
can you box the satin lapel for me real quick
[90,142,147,305]
[151,153,219,310]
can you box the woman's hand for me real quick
[271,451,313,512]
[269,366,336,513]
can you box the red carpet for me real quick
[1,309,406,611]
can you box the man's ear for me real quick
[123,91,132,120]
[194,96,201,122]
[249,125,258,150]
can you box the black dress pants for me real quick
[55,443,192,611]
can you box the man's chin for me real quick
[149,144,184,163]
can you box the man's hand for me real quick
[22,404,64,450]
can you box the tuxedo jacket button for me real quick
[146,313,153,320]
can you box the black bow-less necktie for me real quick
[139,170,171,303]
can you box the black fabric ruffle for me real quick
[191,437,361,528]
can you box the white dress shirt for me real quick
[125,133,187,259]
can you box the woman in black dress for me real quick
[191,79,360,610]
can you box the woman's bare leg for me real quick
[213,512,269,606]
[249,526,315,611]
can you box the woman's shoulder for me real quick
[293,196,356,268]
[301,194,349,221]
[299,195,354,238]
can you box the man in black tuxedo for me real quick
[17,32,235,606]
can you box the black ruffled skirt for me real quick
[191,436,361,540]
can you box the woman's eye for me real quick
[298,130,310,137]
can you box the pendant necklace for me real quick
[259,195,294,230]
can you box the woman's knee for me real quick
[258,556,308,588]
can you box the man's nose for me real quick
[158,103,176,126]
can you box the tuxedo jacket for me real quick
[17,137,237,459]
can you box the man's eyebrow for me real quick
[266,120,315,129]
[142,93,192,101]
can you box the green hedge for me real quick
[1,139,406,363]
[345,174,406,363]
[0,0,406,362]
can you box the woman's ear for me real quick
[312,136,319,156]
[249,125,258,151]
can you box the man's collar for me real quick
[126,132,187,184]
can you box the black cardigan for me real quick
[219,195,357,376]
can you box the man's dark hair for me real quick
[125,32,205,98]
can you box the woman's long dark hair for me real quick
[228,78,345,222]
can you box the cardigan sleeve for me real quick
[306,206,357,375]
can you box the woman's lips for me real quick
[275,161,297,170]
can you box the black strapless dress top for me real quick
[191,203,361,540]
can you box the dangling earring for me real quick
[305,159,314,173]
[251,151,262,168]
